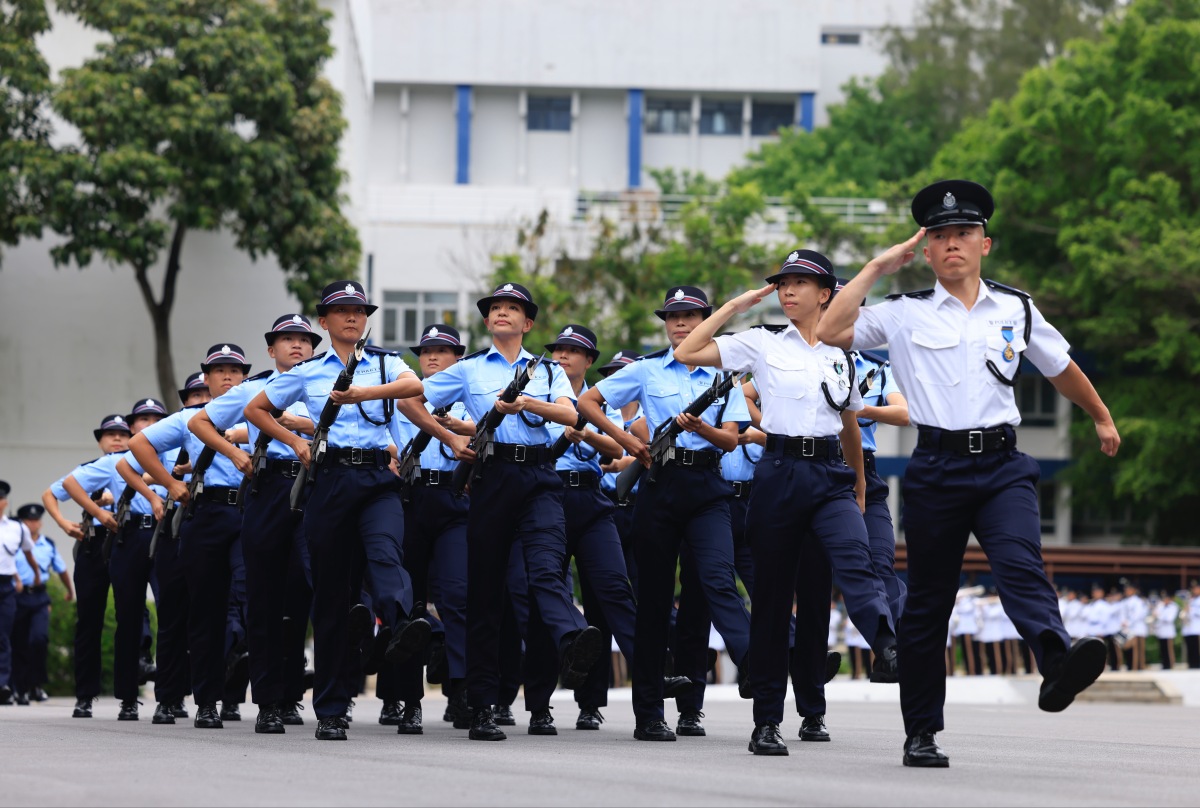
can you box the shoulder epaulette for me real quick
[885,288,934,301]
[45,537,56,549]
[638,348,669,361]
[751,324,787,333]
[463,348,488,360]
[859,350,890,367]
[244,369,273,383]
[984,279,1031,300]
[292,351,326,368]
[80,456,102,466]
[182,404,205,410]
[364,345,397,356]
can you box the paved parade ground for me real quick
[5,682,1199,807]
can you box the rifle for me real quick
[171,445,217,539]
[78,491,105,555]
[149,448,189,559]
[111,485,136,550]
[238,408,282,508]
[451,352,548,495]
[615,371,738,501]
[855,367,880,427]
[549,414,616,463]
[396,406,450,494]
[290,331,370,513]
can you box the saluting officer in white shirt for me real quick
[1183,581,1200,669]
[818,179,1121,768]
[1152,593,1180,670]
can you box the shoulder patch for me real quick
[244,369,273,383]
[885,288,934,301]
[638,348,668,361]
[859,350,890,368]
[291,351,327,368]
[750,323,787,333]
[984,279,1032,300]
[463,348,488,360]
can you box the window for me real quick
[750,101,795,136]
[699,100,742,136]
[645,98,691,134]
[382,291,459,349]
[821,32,861,45]
[1039,481,1058,535]
[527,96,571,132]
[1017,374,1057,427]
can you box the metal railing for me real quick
[574,191,908,229]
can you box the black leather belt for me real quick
[764,434,842,460]
[266,458,305,478]
[128,514,155,530]
[198,486,241,506]
[27,584,47,594]
[492,443,554,466]
[730,480,753,499]
[663,448,721,471]
[416,468,452,487]
[323,447,391,467]
[559,470,601,488]
[917,425,1015,455]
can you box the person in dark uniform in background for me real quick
[188,314,318,734]
[11,504,72,705]
[420,282,605,741]
[245,280,430,741]
[1,483,41,706]
[818,179,1120,768]
[579,285,753,743]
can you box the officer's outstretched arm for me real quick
[675,285,774,367]
[1047,360,1120,457]
[128,433,173,491]
[62,475,115,531]
[580,388,649,465]
[819,230,924,349]
[41,488,82,540]
[859,391,910,427]
[245,390,308,460]
[188,409,252,476]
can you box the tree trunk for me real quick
[131,221,186,409]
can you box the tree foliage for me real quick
[33,0,359,404]
[927,0,1200,540]
[0,0,52,258]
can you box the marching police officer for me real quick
[11,504,72,704]
[0,482,41,706]
[818,179,1120,767]
[245,280,430,741]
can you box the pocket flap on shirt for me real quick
[911,330,961,350]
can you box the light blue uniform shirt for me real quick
[594,348,750,452]
[547,381,623,474]
[720,442,763,483]
[853,352,900,454]
[16,535,66,587]
[53,454,124,526]
[206,370,311,460]
[264,348,415,450]
[389,400,470,474]
[140,407,244,488]
[422,346,576,448]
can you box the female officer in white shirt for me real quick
[675,249,898,757]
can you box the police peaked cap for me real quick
[177,371,207,405]
[545,324,600,361]
[126,397,169,423]
[0,480,10,498]
[200,344,251,374]
[265,313,322,348]
[654,286,712,320]
[94,413,132,441]
[598,349,640,377]
[316,280,377,316]
[766,249,837,289]
[911,179,994,230]
[16,503,44,521]
[477,282,539,321]
[410,324,466,357]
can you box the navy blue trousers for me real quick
[11,587,51,694]
[303,463,413,719]
[630,463,750,723]
[0,578,17,689]
[864,452,906,623]
[154,523,190,704]
[746,449,894,725]
[899,440,1069,737]
[505,536,564,712]
[465,462,585,709]
[239,469,313,707]
[608,491,638,595]
[72,531,110,700]
[179,499,241,706]
[791,536,834,719]
[396,482,468,703]
[110,522,160,701]
[563,484,636,709]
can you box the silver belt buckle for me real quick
[801,437,815,457]
[350,447,364,464]
[290,461,302,477]
[512,444,527,463]
[568,470,580,487]
[226,489,239,505]
[968,430,984,454]
[679,449,694,465]
[427,469,441,485]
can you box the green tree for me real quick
[0,0,52,258]
[928,0,1200,541]
[34,0,359,404]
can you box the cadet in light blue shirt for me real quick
[10,504,70,703]
[417,283,601,741]
[578,285,752,741]
[244,281,428,741]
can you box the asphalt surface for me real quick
[3,690,1197,807]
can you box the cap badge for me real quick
[221,345,231,355]
[291,315,303,324]
[144,399,152,406]
[942,192,957,209]
[344,283,355,295]
[673,289,685,301]
[563,326,574,336]
[502,283,514,292]
[428,326,439,338]
[787,251,799,263]
[114,415,124,422]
